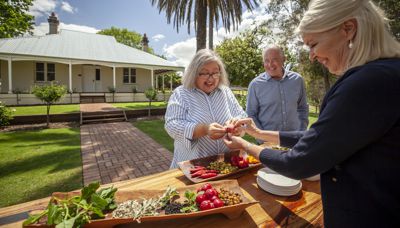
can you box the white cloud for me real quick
[163,38,197,67]
[29,0,57,18]
[61,1,76,14]
[33,22,99,36]
[152,34,165,42]
[162,1,272,67]
[60,23,99,33]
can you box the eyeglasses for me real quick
[198,72,221,79]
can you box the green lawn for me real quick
[0,128,82,207]
[132,119,174,152]
[11,104,80,116]
[113,102,167,110]
[309,112,318,127]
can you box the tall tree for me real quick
[150,0,259,51]
[0,0,34,38]
[97,27,155,53]
[216,27,269,86]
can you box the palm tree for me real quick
[150,0,259,51]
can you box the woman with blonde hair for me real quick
[165,49,246,168]
[224,0,400,226]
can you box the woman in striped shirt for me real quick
[165,49,247,168]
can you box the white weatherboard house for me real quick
[0,13,184,105]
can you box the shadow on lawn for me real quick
[3,173,82,207]
[0,130,81,175]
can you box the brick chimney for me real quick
[48,12,59,34]
[141,33,149,52]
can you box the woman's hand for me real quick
[223,134,248,150]
[234,118,260,137]
[208,122,226,140]
[225,118,245,137]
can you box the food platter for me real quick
[178,150,262,183]
[24,180,258,228]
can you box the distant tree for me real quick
[144,88,158,116]
[97,27,155,53]
[32,83,67,127]
[150,0,259,51]
[374,0,400,40]
[0,0,34,38]
[297,50,336,112]
[216,27,269,86]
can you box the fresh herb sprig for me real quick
[180,190,198,213]
[23,182,117,228]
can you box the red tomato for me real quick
[210,195,219,202]
[201,183,213,191]
[213,198,224,208]
[199,200,212,210]
[205,188,218,199]
[196,194,207,205]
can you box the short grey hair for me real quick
[297,0,400,74]
[262,45,285,63]
[182,49,229,89]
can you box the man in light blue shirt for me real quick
[246,45,309,141]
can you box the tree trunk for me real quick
[208,7,214,50]
[196,0,207,51]
[148,100,152,117]
[46,104,50,128]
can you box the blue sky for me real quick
[29,0,270,67]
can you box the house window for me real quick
[36,62,55,81]
[47,63,55,81]
[123,68,136,84]
[36,63,45,81]
[95,69,101,81]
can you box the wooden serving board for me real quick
[24,180,258,228]
[178,150,262,183]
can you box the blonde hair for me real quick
[182,49,229,89]
[297,0,400,73]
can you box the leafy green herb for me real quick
[180,190,198,213]
[23,182,117,228]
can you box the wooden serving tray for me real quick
[178,150,262,183]
[24,180,258,228]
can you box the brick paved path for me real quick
[80,122,173,185]
[80,103,119,112]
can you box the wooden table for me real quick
[0,168,323,228]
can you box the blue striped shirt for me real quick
[165,85,247,168]
[246,71,309,133]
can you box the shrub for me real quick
[0,101,14,127]
[144,88,158,116]
[32,83,67,127]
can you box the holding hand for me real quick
[233,118,260,137]
[225,118,246,137]
[223,134,248,150]
[207,122,226,140]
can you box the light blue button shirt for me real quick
[246,70,309,133]
[165,85,247,168]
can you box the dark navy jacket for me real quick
[259,58,400,227]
